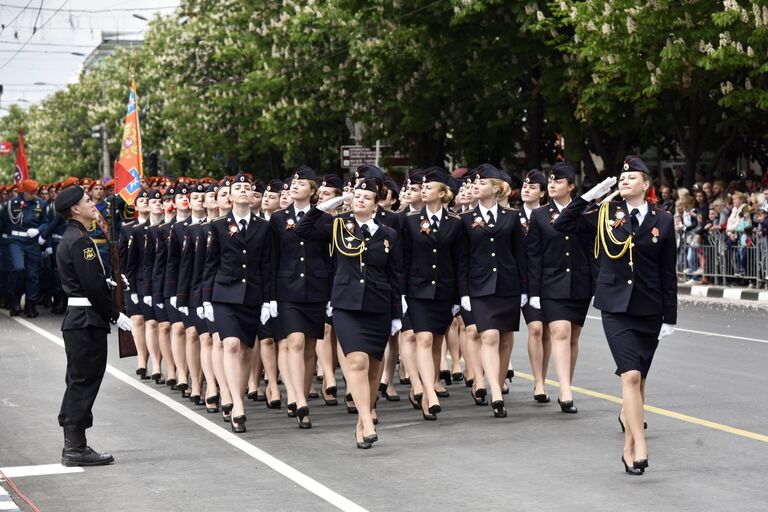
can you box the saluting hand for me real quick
[581,176,618,202]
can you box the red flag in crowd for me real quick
[115,79,143,205]
[14,129,29,185]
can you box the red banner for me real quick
[14,129,29,184]
[0,141,12,155]
[115,79,143,205]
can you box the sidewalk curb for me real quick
[678,284,768,302]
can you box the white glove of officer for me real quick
[170,296,178,309]
[581,176,618,203]
[143,296,152,307]
[460,296,472,312]
[520,294,528,307]
[269,300,278,318]
[529,296,541,310]
[44,247,53,256]
[326,301,333,317]
[401,295,408,316]
[27,228,39,238]
[196,306,205,319]
[317,194,350,212]
[260,303,271,325]
[178,306,189,316]
[38,236,46,246]
[203,301,214,322]
[120,273,130,288]
[130,293,139,304]
[658,323,675,340]
[116,312,133,331]
[105,277,117,289]
[390,318,402,336]
[451,304,460,316]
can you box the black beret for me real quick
[232,171,251,185]
[205,183,219,194]
[175,182,190,195]
[149,190,162,200]
[54,186,85,214]
[405,168,425,187]
[422,166,450,185]
[252,179,266,194]
[162,186,176,199]
[354,164,385,183]
[355,178,380,194]
[282,177,292,190]
[293,165,320,185]
[549,162,576,181]
[138,188,151,200]
[265,179,283,193]
[473,163,505,181]
[219,176,233,187]
[191,182,206,194]
[622,155,649,175]
[383,176,401,196]
[320,174,343,190]
[524,169,547,188]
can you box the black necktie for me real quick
[296,211,304,222]
[431,214,439,231]
[239,219,247,232]
[360,223,371,239]
[630,209,640,233]
[487,211,495,225]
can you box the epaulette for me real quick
[406,210,421,216]
[446,211,461,219]
[123,221,136,228]
[654,207,672,216]
[211,214,228,222]
[459,209,475,216]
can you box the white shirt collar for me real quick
[425,206,443,223]
[553,199,571,212]
[355,217,378,236]
[232,211,250,229]
[478,203,498,223]
[294,204,311,217]
[626,201,649,223]
[523,205,535,219]
[190,215,205,224]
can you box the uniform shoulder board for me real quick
[655,207,672,216]
[124,220,136,228]
[406,210,421,216]
[459,209,475,216]
[212,214,228,222]
[445,211,461,219]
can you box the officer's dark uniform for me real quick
[162,184,192,325]
[177,183,210,333]
[87,196,114,275]
[54,186,116,467]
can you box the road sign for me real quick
[0,141,12,155]
[340,145,409,169]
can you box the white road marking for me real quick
[0,502,20,511]
[0,464,83,478]
[8,315,368,512]
[585,315,768,344]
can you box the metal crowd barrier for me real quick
[676,230,768,289]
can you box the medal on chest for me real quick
[651,227,659,243]
[612,208,627,228]
[420,218,431,234]
[472,216,485,229]
[228,222,238,237]
[286,218,296,230]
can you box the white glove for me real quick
[170,296,178,309]
[260,303,271,325]
[317,194,348,212]
[520,294,528,307]
[130,293,139,304]
[143,296,152,307]
[326,301,333,317]
[460,296,472,311]
[390,318,402,336]
[105,278,118,289]
[581,176,618,202]
[38,236,46,246]
[451,304,460,316]
[44,247,53,256]
[178,306,189,316]
[529,296,541,309]
[203,301,214,322]
[157,302,164,309]
[120,273,129,288]
[196,306,205,319]
[600,189,621,204]
[658,323,675,340]
[401,295,408,316]
[116,312,133,331]
[269,300,278,318]
[27,228,39,238]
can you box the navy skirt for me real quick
[274,301,325,340]
[333,309,390,360]
[213,302,260,348]
[460,306,476,327]
[154,301,169,323]
[140,300,155,321]
[258,317,275,341]
[124,292,141,317]
[470,295,520,333]
[401,311,413,332]
[182,308,197,330]
[601,311,663,378]
[408,297,454,334]
[542,298,590,326]
[193,310,208,335]
[164,298,182,324]
[522,302,546,324]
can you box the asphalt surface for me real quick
[1,297,767,512]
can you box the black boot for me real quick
[52,293,66,314]
[61,426,114,467]
[9,294,21,316]
[0,294,7,310]
[26,300,39,318]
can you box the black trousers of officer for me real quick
[58,327,109,429]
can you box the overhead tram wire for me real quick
[0,0,34,36]
[31,0,43,34]
[0,0,69,72]
[0,3,177,13]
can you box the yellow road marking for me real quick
[515,371,768,444]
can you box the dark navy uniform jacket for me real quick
[177,218,209,308]
[296,208,402,318]
[56,220,114,330]
[375,205,399,230]
[150,220,174,304]
[554,196,677,324]
[401,207,464,302]
[269,205,333,303]
[527,201,593,300]
[163,216,193,299]
[6,195,49,241]
[202,213,273,306]
[458,205,528,298]
[124,220,151,297]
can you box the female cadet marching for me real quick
[269,166,332,429]
[202,172,275,433]
[297,177,402,449]
[458,164,528,419]
[400,167,463,421]
[526,162,593,413]
[517,170,552,404]
[554,156,677,475]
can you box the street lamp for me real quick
[133,14,148,21]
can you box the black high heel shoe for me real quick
[464,378,474,388]
[136,368,151,380]
[356,431,372,450]
[439,370,452,386]
[408,392,422,410]
[533,387,550,403]
[501,384,509,395]
[166,378,178,390]
[231,415,246,434]
[205,394,220,413]
[422,410,437,421]
[190,395,205,406]
[618,415,647,432]
[296,406,312,429]
[633,459,649,472]
[471,388,487,406]
[428,403,441,415]
[177,383,191,398]
[385,391,400,402]
[452,372,464,382]
[221,403,233,423]
[399,376,411,385]
[246,390,258,401]
[491,400,507,418]
[322,387,338,406]
[436,389,450,398]
[622,456,643,475]
[558,398,578,414]
[378,382,387,396]
[506,369,514,381]
[363,432,378,444]
[151,373,165,385]
[345,394,357,414]
[287,402,298,418]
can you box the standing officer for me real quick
[54,186,132,466]
[46,177,81,314]
[82,178,114,275]
[6,179,49,317]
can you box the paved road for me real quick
[1,298,767,512]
